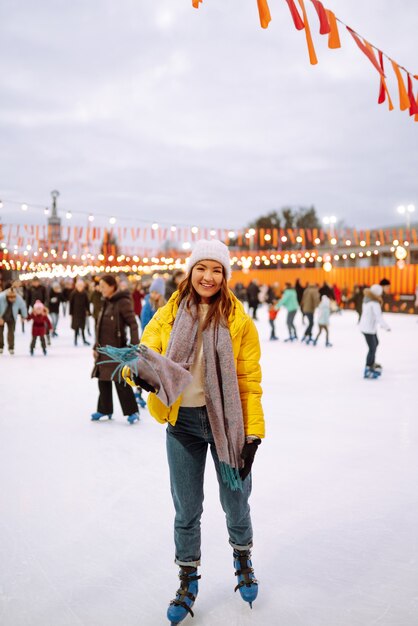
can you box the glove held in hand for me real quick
[239,438,261,481]
[132,373,156,393]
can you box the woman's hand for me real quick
[239,438,261,481]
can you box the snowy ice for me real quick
[1,307,418,626]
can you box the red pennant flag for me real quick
[407,74,418,115]
[377,51,394,110]
[347,28,384,77]
[257,0,271,29]
[284,0,304,30]
[310,0,330,35]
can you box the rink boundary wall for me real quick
[229,265,418,294]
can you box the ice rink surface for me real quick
[1,306,418,626]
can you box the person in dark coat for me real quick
[89,279,104,324]
[132,281,145,324]
[47,282,63,337]
[25,276,47,311]
[295,279,306,322]
[319,281,335,300]
[165,270,186,301]
[349,285,364,322]
[246,280,260,320]
[91,275,140,423]
[61,279,74,316]
[69,279,91,346]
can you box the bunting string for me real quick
[192,0,418,121]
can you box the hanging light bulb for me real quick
[109,216,116,224]
[21,203,28,211]
[44,207,49,215]
[152,223,159,230]
[170,225,177,232]
[88,214,94,222]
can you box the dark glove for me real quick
[132,373,156,393]
[239,438,261,481]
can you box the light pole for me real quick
[397,204,415,231]
[397,204,415,265]
[322,215,337,239]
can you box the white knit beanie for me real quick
[187,239,231,280]
[370,284,383,297]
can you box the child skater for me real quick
[313,294,332,347]
[268,298,279,340]
[28,300,52,356]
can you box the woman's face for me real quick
[191,260,224,303]
[99,280,115,299]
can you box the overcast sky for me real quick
[0,0,417,231]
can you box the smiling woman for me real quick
[129,238,265,623]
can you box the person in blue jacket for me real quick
[140,277,166,331]
[276,282,299,341]
[0,287,28,355]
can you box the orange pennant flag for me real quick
[347,28,384,76]
[192,0,202,8]
[297,0,318,65]
[391,61,410,111]
[257,0,271,29]
[325,10,340,49]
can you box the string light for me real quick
[109,217,116,225]
[21,203,28,211]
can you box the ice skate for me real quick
[134,391,147,408]
[167,566,200,625]
[326,342,333,347]
[233,549,258,608]
[91,412,113,421]
[364,367,380,379]
[127,412,139,424]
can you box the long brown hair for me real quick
[177,268,232,331]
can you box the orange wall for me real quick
[230,265,418,294]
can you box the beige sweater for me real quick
[181,304,209,407]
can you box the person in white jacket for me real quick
[359,284,390,379]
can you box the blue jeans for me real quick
[166,406,253,567]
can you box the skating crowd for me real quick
[0,269,391,377]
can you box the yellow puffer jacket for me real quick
[141,291,265,439]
